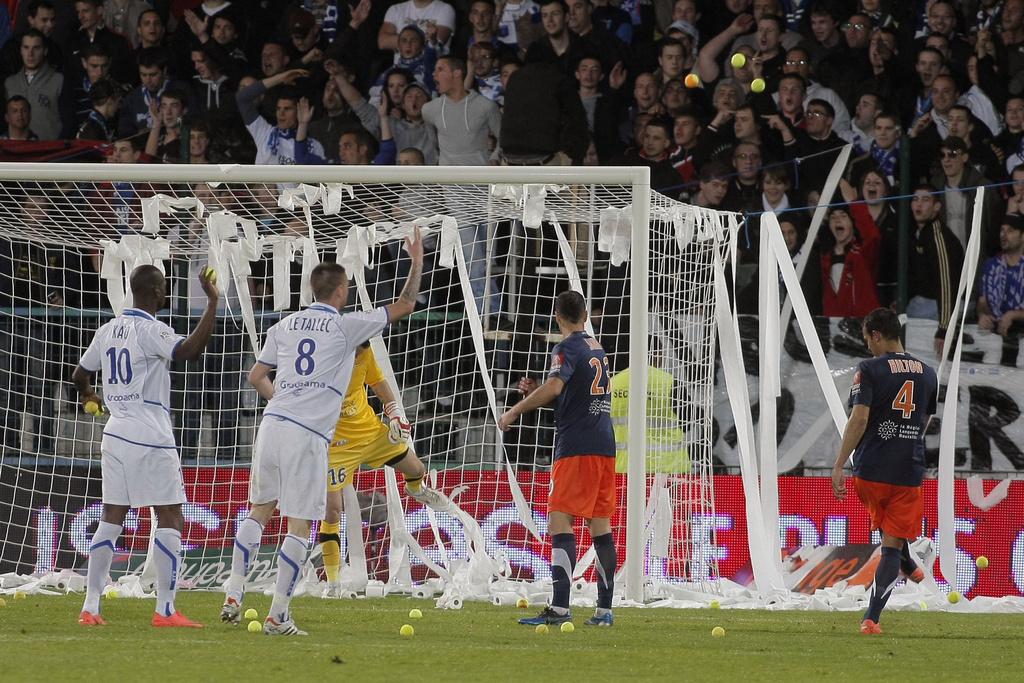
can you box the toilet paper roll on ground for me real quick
[365,581,385,598]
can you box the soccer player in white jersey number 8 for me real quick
[74,265,220,628]
[221,228,425,636]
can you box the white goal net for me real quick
[0,164,732,606]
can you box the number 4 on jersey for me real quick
[892,380,916,419]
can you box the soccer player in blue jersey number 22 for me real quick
[221,228,423,636]
[74,265,220,628]
[499,291,618,628]
[832,307,937,635]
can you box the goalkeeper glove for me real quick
[384,401,411,444]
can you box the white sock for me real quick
[225,517,263,601]
[153,528,182,617]
[83,521,121,614]
[269,534,309,622]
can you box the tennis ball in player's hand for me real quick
[247,620,262,633]
[535,624,549,634]
[400,624,414,637]
[85,400,101,416]
[976,555,989,569]
[750,78,766,93]
[560,622,574,633]
[731,52,747,69]
[684,73,700,88]
[244,608,258,620]
[409,608,422,619]
[202,266,217,284]
[948,590,961,604]
[516,598,529,609]
[712,626,725,637]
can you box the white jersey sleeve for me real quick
[257,323,280,367]
[79,324,108,372]
[338,308,391,348]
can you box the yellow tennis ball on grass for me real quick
[560,622,575,633]
[516,598,529,609]
[684,73,700,88]
[535,624,549,634]
[750,78,766,93]
[948,590,961,604]
[400,624,415,637]
[976,556,989,569]
[244,608,258,620]
[731,52,747,69]
[712,626,725,637]
[409,608,423,619]
[0,597,6,607]
[247,620,262,633]
[709,599,721,609]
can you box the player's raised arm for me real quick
[385,227,424,323]
[498,377,565,431]
[174,266,220,361]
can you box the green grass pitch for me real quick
[2,593,1022,681]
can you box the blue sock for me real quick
[550,533,576,610]
[593,533,616,610]
[900,541,918,576]
[865,546,901,623]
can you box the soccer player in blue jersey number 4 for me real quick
[221,228,424,636]
[74,265,220,628]
[499,291,618,628]
[832,308,937,635]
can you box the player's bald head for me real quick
[310,262,348,302]
[555,290,587,324]
[130,264,165,296]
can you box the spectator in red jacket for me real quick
[819,178,881,317]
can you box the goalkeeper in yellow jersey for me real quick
[319,341,449,596]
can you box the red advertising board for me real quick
[6,469,1021,598]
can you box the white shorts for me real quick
[250,417,328,521]
[100,434,187,507]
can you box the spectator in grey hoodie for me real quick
[334,70,439,165]
[4,30,62,140]
[422,55,503,319]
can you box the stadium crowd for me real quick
[3,0,1024,459]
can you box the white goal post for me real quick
[0,162,732,606]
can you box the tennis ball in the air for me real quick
[409,608,423,619]
[731,52,747,69]
[85,401,101,416]
[400,624,415,637]
[712,626,726,637]
[560,622,575,633]
[684,73,700,88]
[244,608,258,620]
[976,555,989,570]
[247,620,262,633]
[516,598,529,609]
[535,624,549,634]
[750,78,766,93]
[948,590,961,604]
[709,599,721,609]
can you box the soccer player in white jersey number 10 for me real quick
[221,228,425,636]
[73,264,220,628]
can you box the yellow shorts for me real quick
[327,424,409,491]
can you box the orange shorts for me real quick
[550,455,616,519]
[853,477,924,540]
